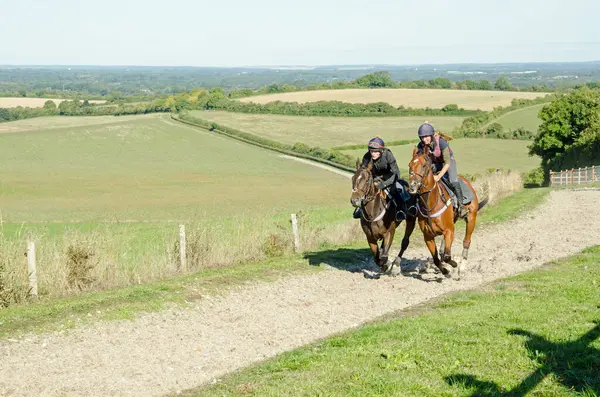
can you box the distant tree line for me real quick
[163,88,482,117]
[0,99,170,123]
[226,72,555,99]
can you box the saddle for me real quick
[439,177,474,207]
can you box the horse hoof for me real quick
[387,264,401,277]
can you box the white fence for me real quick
[549,165,600,186]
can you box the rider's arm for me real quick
[382,152,400,187]
[360,152,370,168]
[436,148,452,180]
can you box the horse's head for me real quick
[351,160,375,208]
[408,145,434,194]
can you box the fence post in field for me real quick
[549,170,554,187]
[179,224,187,272]
[586,167,589,184]
[291,214,301,253]
[26,240,38,298]
[593,166,597,183]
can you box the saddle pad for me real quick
[441,178,475,205]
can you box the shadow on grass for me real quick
[446,322,600,396]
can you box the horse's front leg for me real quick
[367,236,380,266]
[442,227,458,268]
[379,228,396,273]
[393,216,416,269]
[424,234,451,278]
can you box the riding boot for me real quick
[451,182,467,217]
[391,188,407,222]
[352,207,362,219]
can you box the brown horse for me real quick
[407,146,486,277]
[350,160,417,275]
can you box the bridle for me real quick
[409,154,449,217]
[352,167,389,223]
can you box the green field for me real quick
[486,103,545,132]
[191,110,464,148]
[342,138,541,176]
[188,245,600,397]
[0,114,350,223]
[0,113,356,298]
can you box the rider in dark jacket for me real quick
[353,136,411,221]
[416,123,466,217]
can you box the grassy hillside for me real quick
[191,111,464,148]
[0,113,350,223]
[486,103,545,132]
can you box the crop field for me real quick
[486,103,546,132]
[0,97,106,108]
[342,138,541,176]
[239,88,547,111]
[191,110,464,148]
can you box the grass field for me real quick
[485,103,545,132]
[187,245,600,397]
[342,138,541,176]
[191,110,464,148]
[0,113,349,223]
[239,89,547,111]
[0,114,148,134]
[0,113,356,299]
[0,98,105,108]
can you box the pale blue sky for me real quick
[1,0,599,66]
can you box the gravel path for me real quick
[1,190,599,397]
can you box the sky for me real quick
[1,0,599,66]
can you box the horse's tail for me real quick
[477,197,489,211]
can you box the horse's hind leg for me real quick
[393,217,416,269]
[462,206,478,260]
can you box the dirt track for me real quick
[1,190,599,397]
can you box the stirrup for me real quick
[407,205,417,217]
[396,210,407,222]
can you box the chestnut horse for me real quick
[351,160,417,275]
[407,146,487,277]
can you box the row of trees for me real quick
[226,72,553,99]
[0,99,171,123]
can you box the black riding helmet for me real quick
[418,123,435,138]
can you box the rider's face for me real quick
[370,150,381,160]
[421,136,433,145]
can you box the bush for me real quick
[524,167,546,187]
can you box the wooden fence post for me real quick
[179,224,187,272]
[27,240,38,298]
[291,214,301,253]
[549,170,554,187]
[593,166,597,183]
[571,169,574,185]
